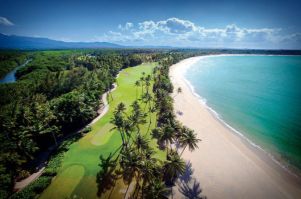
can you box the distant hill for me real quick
[0,33,123,50]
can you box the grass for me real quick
[40,62,165,199]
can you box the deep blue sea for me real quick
[185,55,301,170]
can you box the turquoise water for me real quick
[185,55,301,170]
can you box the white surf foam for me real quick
[178,54,300,178]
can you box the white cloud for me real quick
[98,17,301,49]
[118,22,134,30]
[0,17,14,26]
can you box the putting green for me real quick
[40,63,165,199]
[91,123,113,145]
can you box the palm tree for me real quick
[115,102,126,114]
[161,125,176,153]
[141,92,152,111]
[145,75,151,94]
[110,109,126,146]
[144,179,170,199]
[151,127,165,150]
[147,103,157,133]
[96,153,118,197]
[179,126,201,156]
[164,151,186,182]
[119,146,141,198]
[140,158,161,198]
[152,67,158,79]
[129,101,147,134]
[140,76,145,94]
[151,127,163,140]
[134,134,150,154]
[163,151,186,198]
[135,80,140,99]
[123,118,134,143]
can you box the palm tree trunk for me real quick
[108,185,115,199]
[124,182,131,199]
[166,143,169,155]
[136,87,138,99]
[143,102,148,111]
[119,129,125,147]
[147,119,152,134]
[180,145,187,156]
[51,132,58,146]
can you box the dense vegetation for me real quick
[0,51,28,78]
[0,49,163,198]
[95,53,204,198]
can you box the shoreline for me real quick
[169,55,301,198]
[181,54,301,177]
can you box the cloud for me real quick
[0,17,14,26]
[118,22,134,31]
[98,17,301,49]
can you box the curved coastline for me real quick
[181,54,301,177]
[170,55,301,199]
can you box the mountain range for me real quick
[0,33,123,49]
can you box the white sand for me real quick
[169,56,301,199]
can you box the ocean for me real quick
[184,55,301,171]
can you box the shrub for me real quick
[11,176,51,199]
[79,126,92,134]
[16,170,31,181]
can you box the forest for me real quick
[0,49,166,198]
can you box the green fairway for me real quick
[40,62,165,199]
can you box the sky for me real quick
[0,0,301,49]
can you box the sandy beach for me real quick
[169,56,301,199]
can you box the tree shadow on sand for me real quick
[177,161,206,199]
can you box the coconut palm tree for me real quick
[96,153,118,197]
[151,127,165,150]
[143,178,170,199]
[140,158,161,198]
[151,127,163,140]
[129,101,147,134]
[135,80,141,99]
[179,126,201,156]
[110,109,126,146]
[141,92,152,111]
[161,125,176,153]
[139,76,144,92]
[163,151,186,199]
[134,134,150,154]
[123,118,134,143]
[115,102,126,114]
[119,146,142,198]
[145,75,151,94]
[164,151,186,181]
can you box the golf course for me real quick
[40,62,165,198]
